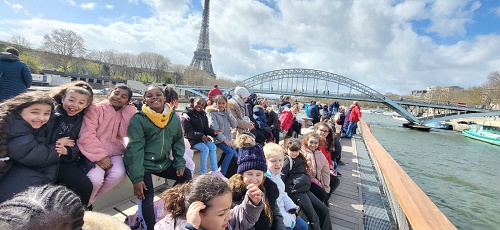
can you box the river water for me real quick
[361,113,499,230]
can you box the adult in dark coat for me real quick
[0,113,59,203]
[307,103,321,123]
[0,47,32,101]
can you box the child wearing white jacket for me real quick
[263,143,308,230]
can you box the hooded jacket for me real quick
[5,113,59,182]
[252,105,268,129]
[264,109,280,131]
[0,52,32,100]
[182,107,217,146]
[302,147,331,193]
[78,100,136,162]
[154,195,264,230]
[206,105,237,144]
[124,105,185,184]
[281,155,311,194]
[227,97,253,138]
[266,170,298,228]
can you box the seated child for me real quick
[263,143,308,230]
[156,174,264,230]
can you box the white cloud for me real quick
[105,4,114,10]
[4,0,24,10]
[79,2,96,10]
[0,0,499,95]
[495,5,500,17]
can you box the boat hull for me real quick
[462,130,500,146]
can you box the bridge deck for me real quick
[96,129,365,229]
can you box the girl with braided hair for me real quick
[156,174,264,230]
[0,184,85,230]
[0,91,62,203]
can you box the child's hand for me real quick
[186,201,206,229]
[246,183,263,205]
[223,139,233,147]
[96,156,112,170]
[55,143,67,156]
[57,137,75,147]
[133,181,147,200]
[202,135,211,143]
[214,130,221,135]
[176,169,185,177]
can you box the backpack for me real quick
[334,112,341,123]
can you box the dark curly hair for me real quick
[0,91,55,160]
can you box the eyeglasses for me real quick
[318,129,329,133]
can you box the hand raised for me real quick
[186,201,206,229]
[246,183,263,205]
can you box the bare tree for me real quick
[42,29,86,72]
[8,35,32,52]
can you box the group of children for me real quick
[0,82,342,230]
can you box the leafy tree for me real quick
[42,29,86,72]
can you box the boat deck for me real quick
[96,130,365,229]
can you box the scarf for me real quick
[141,104,172,128]
[233,95,247,117]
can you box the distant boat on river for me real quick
[462,124,500,146]
[425,121,453,130]
[392,114,407,122]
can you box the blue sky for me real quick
[1,0,499,95]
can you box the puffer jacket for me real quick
[206,105,237,144]
[46,105,84,163]
[124,108,185,184]
[265,109,280,131]
[281,155,311,194]
[154,195,264,230]
[252,105,268,129]
[5,113,59,182]
[0,52,32,100]
[182,107,217,146]
[302,147,331,193]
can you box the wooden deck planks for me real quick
[328,137,364,230]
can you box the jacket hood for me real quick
[253,106,265,115]
[205,105,218,113]
[0,52,20,62]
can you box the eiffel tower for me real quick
[190,0,216,78]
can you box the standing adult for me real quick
[346,101,362,138]
[207,84,222,104]
[0,47,32,102]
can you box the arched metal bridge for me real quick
[176,68,499,124]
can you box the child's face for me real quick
[242,170,264,187]
[193,98,207,112]
[216,99,226,112]
[62,91,90,116]
[144,87,165,113]
[200,192,232,230]
[108,88,130,110]
[287,149,300,159]
[306,137,319,150]
[266,152,284,175]
[316,125,330,139]
[20,103,52,129]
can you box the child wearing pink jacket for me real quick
[77,84,137,206]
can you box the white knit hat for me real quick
[234,86,250,98]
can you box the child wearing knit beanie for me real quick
[228,134,285,230]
